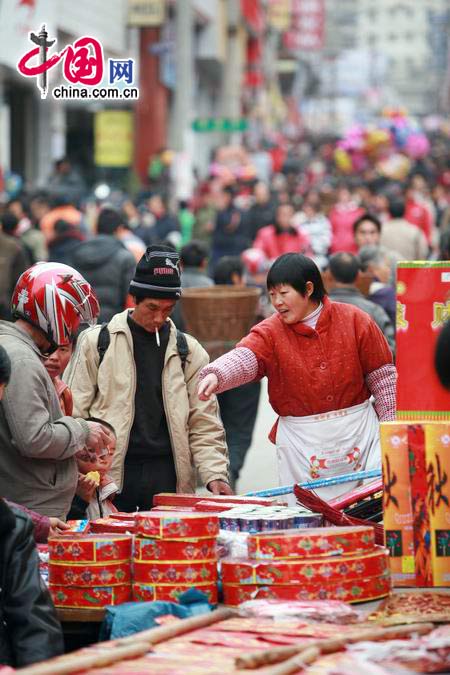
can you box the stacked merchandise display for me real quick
[381,261,450,587]
[132,511,220,604]
[221,526,391,606]
[48,533,133,608]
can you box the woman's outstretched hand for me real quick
[198,373,219,400]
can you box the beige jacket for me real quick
[64,310,229,493]
[380,219,429,261]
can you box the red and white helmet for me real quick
[11,262,100,348]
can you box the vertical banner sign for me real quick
[283,0,324,51]
[94,111,133,167]
[396,262,450,420]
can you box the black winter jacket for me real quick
[67,235,136,322]
[0,499,64,667]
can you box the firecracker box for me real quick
[247,526,375,560]
[134,560,218,585]
[134,537,217,562]
[135,511,219,540]
[221,548,389,585]
[89,518,135,534]
[222,571,391,606]
[396,261,450,420]
[49,560,131,586]
[153,493,285,507]
[49,584,131,608]
[132,582,218,605]
[48,533,132,563]
[381,421,450,587]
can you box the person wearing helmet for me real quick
[0,262,115,519]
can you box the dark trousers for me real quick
[218,381,261,487]
[114,456,177,512]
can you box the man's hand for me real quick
[198,374,219,401]
[86,421,115,455]
[76,473,97,503]
[49,518,70,538]
[207,479,234,495]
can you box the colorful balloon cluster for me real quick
[334,108,430,176]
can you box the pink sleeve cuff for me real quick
[199,347,259,393]
[365,363,397,421]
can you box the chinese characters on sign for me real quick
[283,0,325,52]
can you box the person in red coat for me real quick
[253,203,311,261]
[198,254,396,503]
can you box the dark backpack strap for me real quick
[97,323,110,366]
[176,329,189,372]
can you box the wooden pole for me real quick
[235,622,435,670]
[18,608,236,675]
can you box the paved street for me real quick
[235,379,278,495]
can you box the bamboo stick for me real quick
[260,647,321,675]
[235,621,434,670]
[17,607,236,675]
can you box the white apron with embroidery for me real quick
[276,399,380,506]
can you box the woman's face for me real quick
[276,204,294,230]
[269,283,316,324]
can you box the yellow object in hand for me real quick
[85,471,100,486]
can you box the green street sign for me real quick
[192,118,248,132]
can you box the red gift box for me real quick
[248,526,375,560]
[223,572,391,606]
[134,560,217,584]
[48,534,132,563]
[134,537,217,562]
[49,561,131,587]
[89,518,135,534]
[135,511,219,540]
[49,584,131,608]
[132,582,218,604]
[396,262,450,420]
[221,548,389,585]
[153,493,284,507]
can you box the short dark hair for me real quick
[388,198,405,219]
[180,240,209,268]
[353,212,382,235]
[85,416,116,437]
[1,213,19,235]
[97,207,126,235]
[435,321,450,389]
[213,256,244,285]
[0,345,11,385]
[328,252,360,284]
[266,253,326,302]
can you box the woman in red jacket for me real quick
[253,203,311,261]
[198,253,396,503]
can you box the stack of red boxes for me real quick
[48,533,133,609]
[132,511,220,604]
[221,525,391,606]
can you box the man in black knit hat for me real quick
[65,245,231,511]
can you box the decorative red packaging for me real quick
[48,534,132,563]
[221,548,389,585]
[49,584,131,608]
[223,572,391,606]
[248,526,375,560]
[153,493,284,507]
[132,582,218,604]
[193,501,239,513]
[134,537,217,561]
[135,511,219,540]
[109,512,139,521]
[134,560,217,584]
[396,262,450,420]
[49,561,131,586]
[89,518,135,534]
